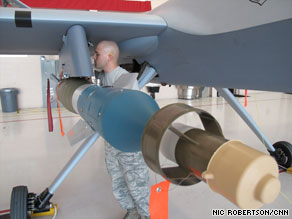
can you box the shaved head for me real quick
[93,41,120,73]
[97,40,119,62]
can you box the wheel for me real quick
[272,141,292,168]
[10,186,30,219]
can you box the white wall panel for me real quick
[0,55,42,110]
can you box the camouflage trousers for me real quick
[105,142,150,217]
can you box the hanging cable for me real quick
[56,70,65,136]
[0,209,10,214]
[47,79,53,132]
[254,93,292,206]
[280,191,292,205]
[51,204,58,219]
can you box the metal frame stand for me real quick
[35,132,100,209]
[216,87,275,152]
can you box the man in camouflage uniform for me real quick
[93,40,150,219]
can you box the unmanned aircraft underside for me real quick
[1,0,292,218]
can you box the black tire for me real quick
[272,141,292,168]
[10,186,29,219]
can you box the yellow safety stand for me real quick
[287,167,292,174]
[31,204,58,217]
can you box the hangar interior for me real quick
[0,56,291,219]
[0,0,292,218]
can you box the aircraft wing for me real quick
[0,7,166,55]
[1,0,292,92]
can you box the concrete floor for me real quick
[0,92,292,219]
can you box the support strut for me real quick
[216,87,275,152]
[35,132,100,209]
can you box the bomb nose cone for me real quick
[255,174,281,204]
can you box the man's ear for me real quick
[106,53,112,62]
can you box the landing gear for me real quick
[10,186,55,219]
[10,186,29,219]
[9,133,100,219]
[270,141,292,168]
